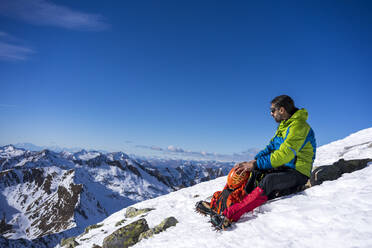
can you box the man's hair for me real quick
[271,95,299,116]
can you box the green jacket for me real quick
[255,109,316,177]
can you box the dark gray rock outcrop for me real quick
[60,237,79,247]
[124,207,155,218]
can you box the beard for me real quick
[274,113,285,123]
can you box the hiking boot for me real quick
[195,201,215,216]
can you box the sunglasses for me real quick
[270,107,278,113]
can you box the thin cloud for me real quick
[0,104,17,108]
[0,0,109,31]
[166,146,217,158]
[136,145,164,151]
[0,40,34,61]
[0,32,13,39]
[137,143,260,162]
[136,145,150,149]
[167,145,185,153]
[150,146,163,151]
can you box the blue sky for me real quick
[1,0,371,161]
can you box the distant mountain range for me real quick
[13,143,102,153]
[11,142,261,162]
[0,145,233,247]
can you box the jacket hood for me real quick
[277,108,308,133]
[289,108,308,122]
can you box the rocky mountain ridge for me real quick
[0,145,232,247]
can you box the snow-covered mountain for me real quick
[53,126,371,248]
[12,143,86,153]
[0,147,233,247]
[1,127,372,248]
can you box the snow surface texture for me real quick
[314,127,372,166]
[67,163,372,248]
[63,127,372,248]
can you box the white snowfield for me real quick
[314,127,372,166]
[68,127,372,248]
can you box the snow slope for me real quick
[71,163,372,248]
[65,127,372,248]
[314,127,372,166]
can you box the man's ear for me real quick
[279,106,285,114]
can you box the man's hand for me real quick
[234,160,256,175]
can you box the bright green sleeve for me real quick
[270,122,310,167]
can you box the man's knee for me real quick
[258,173,276,196]
[258,170,308,199]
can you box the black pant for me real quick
[246,167,309,200]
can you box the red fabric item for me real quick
[209,190,223,209]
[209,182,248,214]
[223,187,268,222]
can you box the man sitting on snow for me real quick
[212,95,316,229]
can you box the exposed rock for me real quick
[107,160,125,170]
[102,218,149,248]
[86,155,107,167]
[153,216,178,233]
[137,164,173,188]
[125,207,155,218]
[29,182,83,237]
[126,164,142,178]
[137,229,154,241]
[84,223,104,234]
[0,169,20,186]
[0,215,12,235]
[61,236,79,247]
[43,174,53,194]
[115,219,126,227]
[0,167,84,239]
[23,168,44,187]
[26,180,83,238]
[138,217,178,241]
[310,158,372,186]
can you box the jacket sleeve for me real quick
[254,138,275,159]
[256,122,310,170]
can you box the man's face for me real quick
[270,104,285,123]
